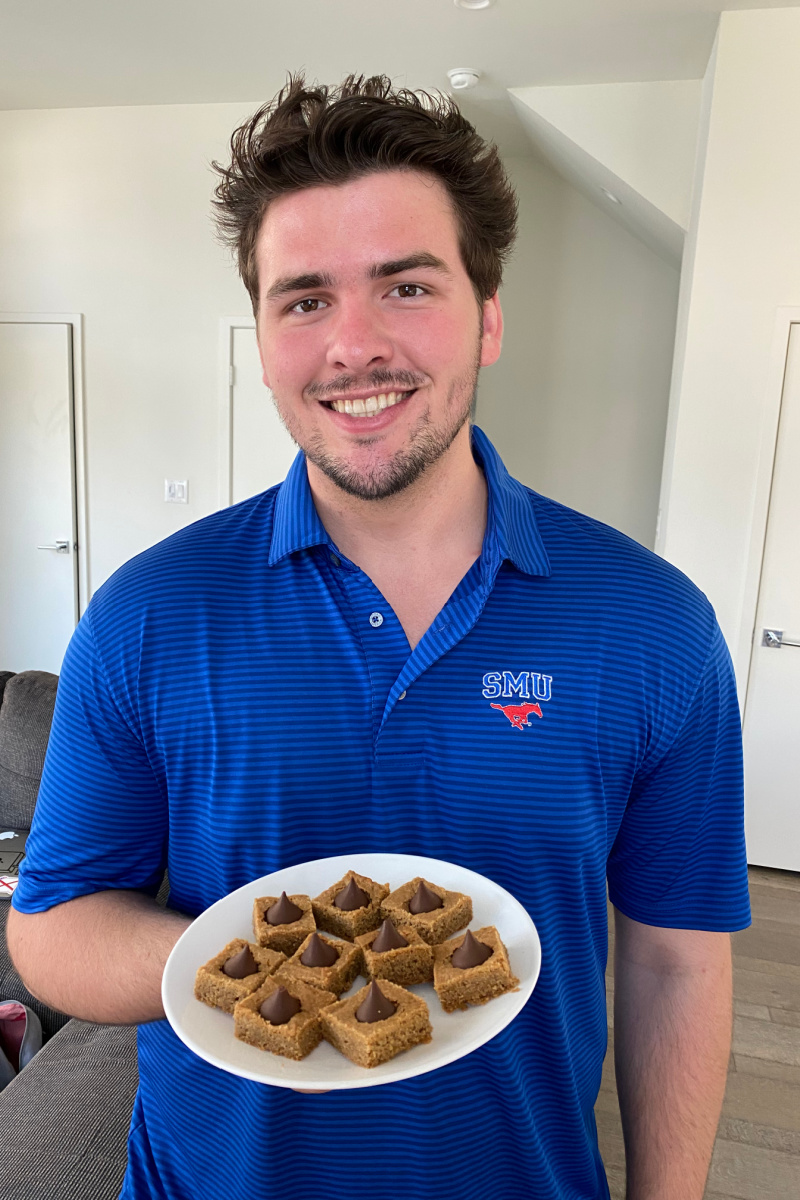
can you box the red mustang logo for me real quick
[490,701,543,730]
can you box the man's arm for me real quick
[612,907,732,1200]
[7,891,192,1025]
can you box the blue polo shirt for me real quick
[15,426,750,1200]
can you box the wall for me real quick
[658,8,800,685]
[0,104,680,602]
[479,155,680,549]
[0,102,254,594]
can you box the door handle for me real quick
[762,628,800,649]
[36,540,71,554]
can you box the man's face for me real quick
[254,169,502,500]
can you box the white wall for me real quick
[479,155,680,549]
[658,8,800,685]
[0,104,680,603]
[0,102,254,594]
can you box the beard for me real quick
[273,341,482,501]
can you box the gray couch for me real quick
[0,671,138,1200]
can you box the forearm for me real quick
[7,890,192,1024]
[613,911,732,1200]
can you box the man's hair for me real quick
[212,74,517,313]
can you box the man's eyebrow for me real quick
[370,253,452,280]
[264,271,335,302]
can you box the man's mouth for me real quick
[321,389,416,418]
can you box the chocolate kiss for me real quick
[222,944,259,979]
[259,986,302,1025]
[355,981,397,1024]
[266,891,304,926]
[408,880,443,914]
[451,929,493,970]
[333,877,370,911]
[300,932,339,968]
[372,919,409,952]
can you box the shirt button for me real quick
[369,612,384,628]
[398,690,407,700]
[330,554,340,567]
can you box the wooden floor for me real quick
[596,866,800,1199]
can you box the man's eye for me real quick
[392,284,426,298]
[290,297,327,314]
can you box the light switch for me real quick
[165,479,189,503]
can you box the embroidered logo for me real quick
[483,671,552,731]
[490,701,542,730]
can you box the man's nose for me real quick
[325,298,393,372]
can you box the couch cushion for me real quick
[0,673,15,708]
[0,1019,137,1199]
[0,671,58,828]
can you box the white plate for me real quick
[162,852,541,1091]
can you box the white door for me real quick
[231,325,299,504]
[0,321,77,674]
[743,322,800,870]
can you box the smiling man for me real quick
[9,76,750,1200]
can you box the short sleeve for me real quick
[12,607,168,914]
[607,624,751,932]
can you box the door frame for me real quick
[0,312,88,620]
[217,316,257,510]
[741,306,800,710]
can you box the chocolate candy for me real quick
[333,877,370,911]
[451,929,493,969]
[222,945,259,979]
[300,932,339,968]
[355,981,397,1023]
[266,891,304,926]
[408,880,443,914]
[372,918,409,952]
[259,986,302,1025]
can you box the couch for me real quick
[0,671,138,1200]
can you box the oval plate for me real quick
[162,852,541,1090]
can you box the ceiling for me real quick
[2,1,797,152]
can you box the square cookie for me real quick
[356,921,434,986]
[194,939,286,1014]
[312,870,390,940]
[281,931,363,996]
[234,973,336,1060]
[433,925,519,1012]
[253,893,316,956]
[320,980,432,1068]
[381,877,472,945]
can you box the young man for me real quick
[9,76,749,1200]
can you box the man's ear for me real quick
[480,292,503,367]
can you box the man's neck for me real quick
[306,425,488,649]
[306,424,487,569]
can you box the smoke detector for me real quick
[447,68,481,91]
[454,0,495,9]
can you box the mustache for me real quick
[306,368,427,399]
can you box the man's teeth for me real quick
[329,391,408,416]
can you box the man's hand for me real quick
[612,908,732,1200]
[7,890,192,1025]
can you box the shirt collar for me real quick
[268,426,550,578]
[470,425,550,578]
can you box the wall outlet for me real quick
[165,479,189,503]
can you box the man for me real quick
[8,76,749,1199]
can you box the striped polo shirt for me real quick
[15,425,750,1200]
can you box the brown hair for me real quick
[212,74,517,313]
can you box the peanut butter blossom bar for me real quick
[194,939,286,1013]
[433,925,519,1012]
[312,870,390,940]
[253,891,316,955]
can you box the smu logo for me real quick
[483,671,552,731]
